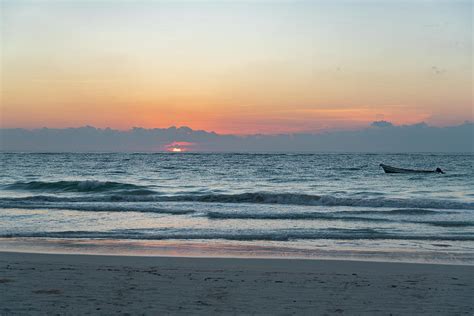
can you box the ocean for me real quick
[1,152,473,264]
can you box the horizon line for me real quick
[2,120,473,136]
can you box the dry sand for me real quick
[0,251,473,315]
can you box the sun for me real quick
[164,141,194,152]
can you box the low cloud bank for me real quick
[1,122,472,152]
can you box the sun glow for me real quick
[2,1,470,133]
[164,141,195,152]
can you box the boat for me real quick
[380,164,444,174]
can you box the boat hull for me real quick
[380,164,435,174]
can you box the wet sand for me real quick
[0,251,473,315]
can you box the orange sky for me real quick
[1,1,472,134]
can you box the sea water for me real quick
[1,152,473,264]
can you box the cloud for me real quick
[1,122,472,153]
[431,66,446,75]
[370,120,394,128]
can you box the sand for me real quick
[0,252,473,315]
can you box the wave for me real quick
[0,197,462,224]
[122,192,474,210]
[2,228,473,242]
[342,209,442,215]
[158,193,474,210]
[419,221,474,228]
[3,180,154,194]
[1,201,468,228]
[206,211,471,227]
[206,212,391,222]
[332,166,367,171]
[171,192,324,205]
[385,209,443,215]
[1,191,473,210]
[0,202,193,215]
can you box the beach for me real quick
[1,252,473,315]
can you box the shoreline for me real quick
[1,237,472,266]
[1,251,473,314]
[3,250,467,265]
[1,248,472,267]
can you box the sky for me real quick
[1,0,472,134]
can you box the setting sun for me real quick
[164,141,194,152]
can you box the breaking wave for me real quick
[3,180,154,194]
[418,221,474,227]
[2,192,473,210]
[0,201,194,215]
[2,228,473,242]
[206,212,391,222]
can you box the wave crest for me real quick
[4,180,152,194]
[3,228,473,242]
[1,191,473,210]
[164,193,474,210]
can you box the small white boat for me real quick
[380,164,444,174]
